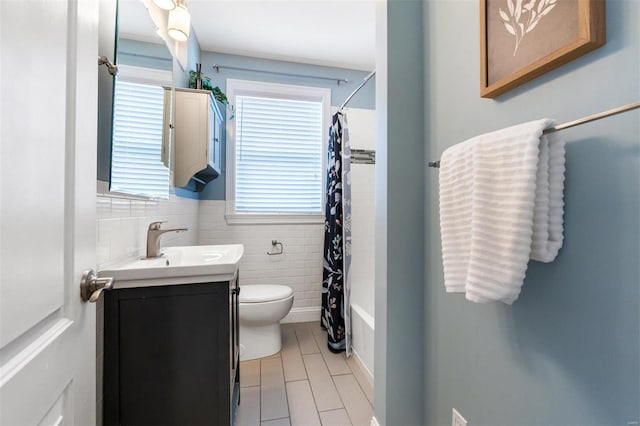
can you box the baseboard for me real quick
[350,347,374,385]
[281,306,321,324]
[370,416,380,426]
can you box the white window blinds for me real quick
[234,95,324,213]
[110,80,169,197]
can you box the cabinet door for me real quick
[234,277,240,370]
[174,91,209,187]
[104,283,231,426]
[229,276,241,423]
[229,280,233,387]
[229,276,238,386]
[209,97,223,173]
[209,99,216,167]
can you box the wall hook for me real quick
[267,240,283,256]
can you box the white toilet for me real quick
[239,285,294,361]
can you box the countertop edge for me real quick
[110,270,238,290]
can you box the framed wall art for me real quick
[480,0,605,98]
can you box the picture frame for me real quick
[480,0,605,98]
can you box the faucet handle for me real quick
[148,221,167,230]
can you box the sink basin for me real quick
[99,244,244,289]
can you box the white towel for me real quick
[439,119,566,304]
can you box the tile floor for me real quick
[237,322,374,426]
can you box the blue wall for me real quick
[196,51,375,200]
[422,0,639,424]
[373,0,426,425]
[173,30,202,200]
[174,29,201,89]
[118,38,172,71]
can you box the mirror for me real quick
[98,0,175,197]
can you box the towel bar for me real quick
[428,101,640,168]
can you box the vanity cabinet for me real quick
[174,87,223,191]
[103,275,240,426]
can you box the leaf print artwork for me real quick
[482,0,604,97]
[499,0,557,55]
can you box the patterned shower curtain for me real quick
[321,111,352,355]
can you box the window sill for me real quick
[96,180,169,201]
[224,213,325,225]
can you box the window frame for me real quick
[106,64,172,200]
[224,79,331,225]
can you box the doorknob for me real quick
[80,269,114,303]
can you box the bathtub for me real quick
[350,303,374,379]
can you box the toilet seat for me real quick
[240,285,293,303]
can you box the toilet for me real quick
[238,285,294,361]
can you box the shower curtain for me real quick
[321,111,352,355]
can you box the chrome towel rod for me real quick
[428,101,640,168]
[339,70,376,111]
[212,64,348,85]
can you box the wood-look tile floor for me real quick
[237,322,373,426]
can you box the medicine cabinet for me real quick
[173,88,223,191]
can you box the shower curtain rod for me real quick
[339,70,376,111]
[211,64,349,85]
[428,101,640,168]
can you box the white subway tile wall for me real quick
[96,194,199,268]
[344,108,376,319]
[339,107,376,376]
[349,163,376,316]
[198,200,325,310]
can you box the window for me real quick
[225,79,331,224]
[110,65,171,197]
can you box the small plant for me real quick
[188,68,235,120]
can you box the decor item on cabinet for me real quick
[213,87,235,120]
[103,277,241,425]
[195,63,203,89]
[189,67,213,91]
[173,87,223,191]
[188,68,236,120]
[480,0,605,98]
[189,69,208,89]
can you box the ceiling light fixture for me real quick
[167,0,190,42]
[152,0,176,11]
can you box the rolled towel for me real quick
[438,119,566,304]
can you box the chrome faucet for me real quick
[146,221,188,259]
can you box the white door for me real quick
[0,0,99,424]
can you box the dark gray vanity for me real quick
[103,274,240,425]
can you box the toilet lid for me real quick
[239,285,293,303]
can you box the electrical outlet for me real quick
[452,408,468,426]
